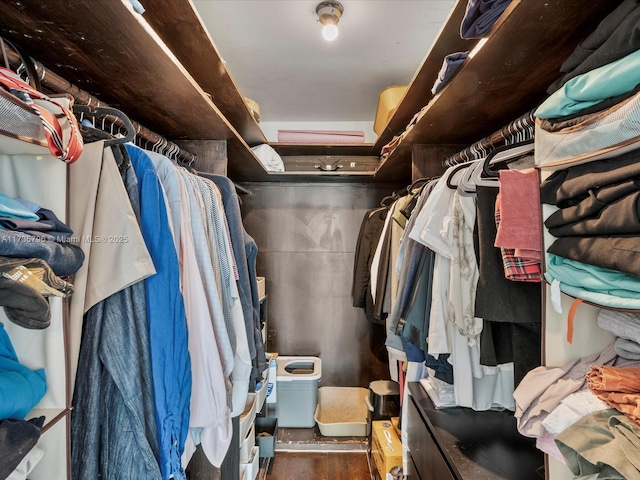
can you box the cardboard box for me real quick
[371,420,403,480]
[391,416,401,437]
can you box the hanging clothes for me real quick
[203,173,267,386]
[186,173,251,419]
[67,138,156,389]
[125,144,192,480]
[406,166,515,410]
[474,185,541,386]
[174,171,231,469]
[71,138,161,480]
[352,206,387,324]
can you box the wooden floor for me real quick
[264,452,372,480]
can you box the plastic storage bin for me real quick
[239,422,255,463]
[367,380,400,421]
[255,416,278,457]
[274,356,322,428]
[240,445,260,480]
[366,380,400,438]
[314,386,368,436]
[239,393,256,443]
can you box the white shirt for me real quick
[176,172,232,468]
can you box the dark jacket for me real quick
[352,207,387,324]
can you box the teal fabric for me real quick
[545,253,640,309]
[0,192,39,222]
[0,323,47,419]
[535,49,640,119]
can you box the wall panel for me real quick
[241,182,401,386]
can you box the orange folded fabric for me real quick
[587,365,640,427]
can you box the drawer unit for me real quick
[407,395,455,480]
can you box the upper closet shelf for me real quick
[0,0,270,181]
[265,143,389,184]
[371,0,478,155]
[374,0,620,182]
[141,0,267,147]
[270,143,375,157]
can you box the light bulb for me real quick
[322,24,339,41]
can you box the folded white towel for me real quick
[250,144,285,172]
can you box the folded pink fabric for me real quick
[495,168,542,253]
[495,194,542,282]
[514,248,541,262]
[277,130,365,144]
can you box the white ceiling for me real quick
[193,0,457,124]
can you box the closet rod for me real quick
[232,182,251,195]
[443,110,536,167]
[4,45,197,165]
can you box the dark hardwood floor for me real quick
[265,451,372,480]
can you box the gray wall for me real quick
[241,182,399,387]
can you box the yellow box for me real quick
[373,85,408,136]
[391,416,401,437]
[371,420,403,480]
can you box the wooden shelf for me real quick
[259,171,383,184]
[141,0,267,147]
[0,0,620,185]
[0,0,268,180]
[259,142,392,183]
[270,143,375,157]
[371,0,478,155]
[375,0,620,181]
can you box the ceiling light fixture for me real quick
[316,1,343,41]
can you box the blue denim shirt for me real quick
[126,145,192,480]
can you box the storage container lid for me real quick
[276,356,322,381]
[369,380,400,396]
